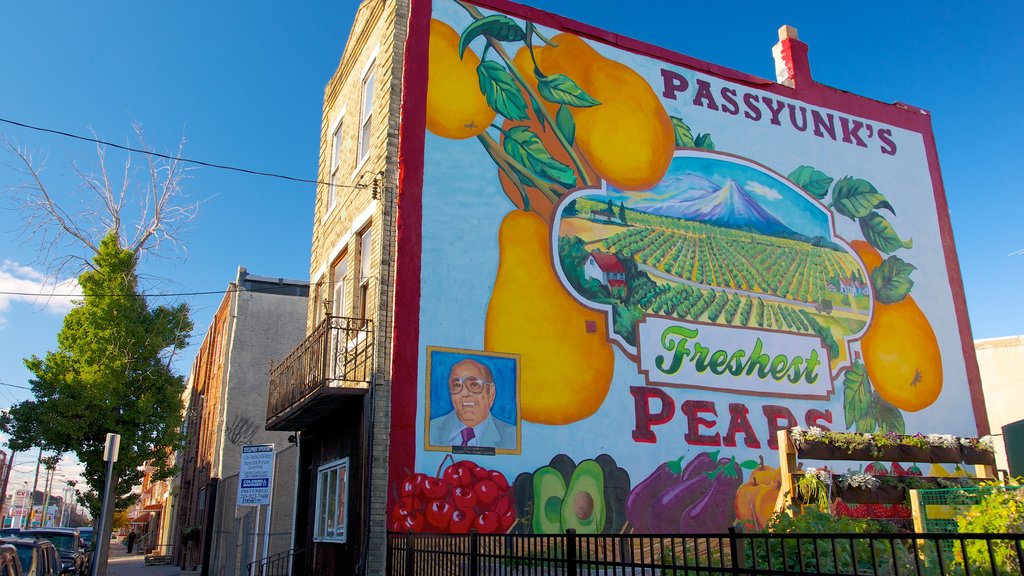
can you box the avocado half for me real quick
[513,453,630,534]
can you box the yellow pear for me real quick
[485,210,614,425]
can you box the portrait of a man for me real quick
[425,348,520,453]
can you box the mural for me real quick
[396,0,979,535]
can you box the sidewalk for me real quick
[106,542,181,576]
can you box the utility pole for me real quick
[28,447,42,528]
[0,451,14,522]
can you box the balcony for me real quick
[266,316,374,431]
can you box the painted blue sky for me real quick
[613,155,831,239]
[0,0,1021,487]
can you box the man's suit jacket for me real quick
[429,410,517,449]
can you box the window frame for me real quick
[324,111,345,221]
[356,59,376,167]
[331,255,349,318]
[357,226,372,321]
[313,458,350,543]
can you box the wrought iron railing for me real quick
[387,528,1024,576]
[248,547,303,576]
[267,316,374,426]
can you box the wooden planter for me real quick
[836,483,906,505]
[960,446,996,466]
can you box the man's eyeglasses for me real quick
[449,377,490,394]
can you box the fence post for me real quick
[404,531,415,576]
[728,526,742,576]
[566,529,577,576]
[470,529,480,576]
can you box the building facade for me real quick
[267,0,987,574]
[975,335,1024,472]
[174,268,307,575]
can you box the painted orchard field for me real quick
[398,0,979,538]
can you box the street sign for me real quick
[238,444,274,506]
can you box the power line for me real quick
[0,282,308,299]
[0,117,372,190]
[0,380,32,391]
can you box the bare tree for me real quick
[2,122,198,277]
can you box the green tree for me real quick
[1,233,192,515]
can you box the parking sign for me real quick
[238,444,274,506]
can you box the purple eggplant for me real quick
[678,458,743,533]
[626,452,718,533]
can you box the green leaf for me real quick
[788,166,834,199]
[871,255,916,304]
[669,116,695,147]
[666,455,685,475]
[860,211,912,254]
[555,105,576,146]
[458,15,526,59]
[832,177,894,220]
[739,459,760,470]
[537,74,600,108]
[531,98,546,129]
[843,361,874,432]
[694,133,715,150]
[477,61,529,121]
[872,392,906,434]
[503,126,576,188]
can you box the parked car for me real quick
[0,538,58,576]
[20,530,82,576]
[70,530,90,573]
[0,544,22,576]
[0,530,20,538]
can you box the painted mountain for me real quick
[632,173,796,237]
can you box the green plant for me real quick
[955,479,1024,574]
[747,509,913,574]
[796,469,831,510]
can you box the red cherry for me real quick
[492,494,512,516]
[422,476,449,500]
[489,470,510,492]
[443,464,473,489]
[475,511,500,533]
[400,473,427,498]
[450,509,475,534]
[400,510,425,532]
[475,480,499,506]
[471,465,490,481]
[451,486,478,511]
[498,505,516,531]
[425,499,453,530]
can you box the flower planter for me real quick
[837,483,906,505]
[795,441,835,460]
[926,446,962,463]
[960,446,996,466]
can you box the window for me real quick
[331,256,349,318]
[328,120,343,215]
[358,67,375,162]
[314,458,349,542]
[358,227,372,320]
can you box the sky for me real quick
[1,1,1021,500]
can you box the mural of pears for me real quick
[485,210,614,425]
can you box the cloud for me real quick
[0,261,81,325]
[745,180,782,201]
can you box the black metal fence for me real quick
[248,547,303,576]
[387,529,1024,576]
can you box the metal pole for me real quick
[90,433,120,576]
[250,506,261,570]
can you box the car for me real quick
[19,530,82,576]
[0,530,20,538]
[0,538,59,576]
[0,544,22,576]
[70,530,90,573]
